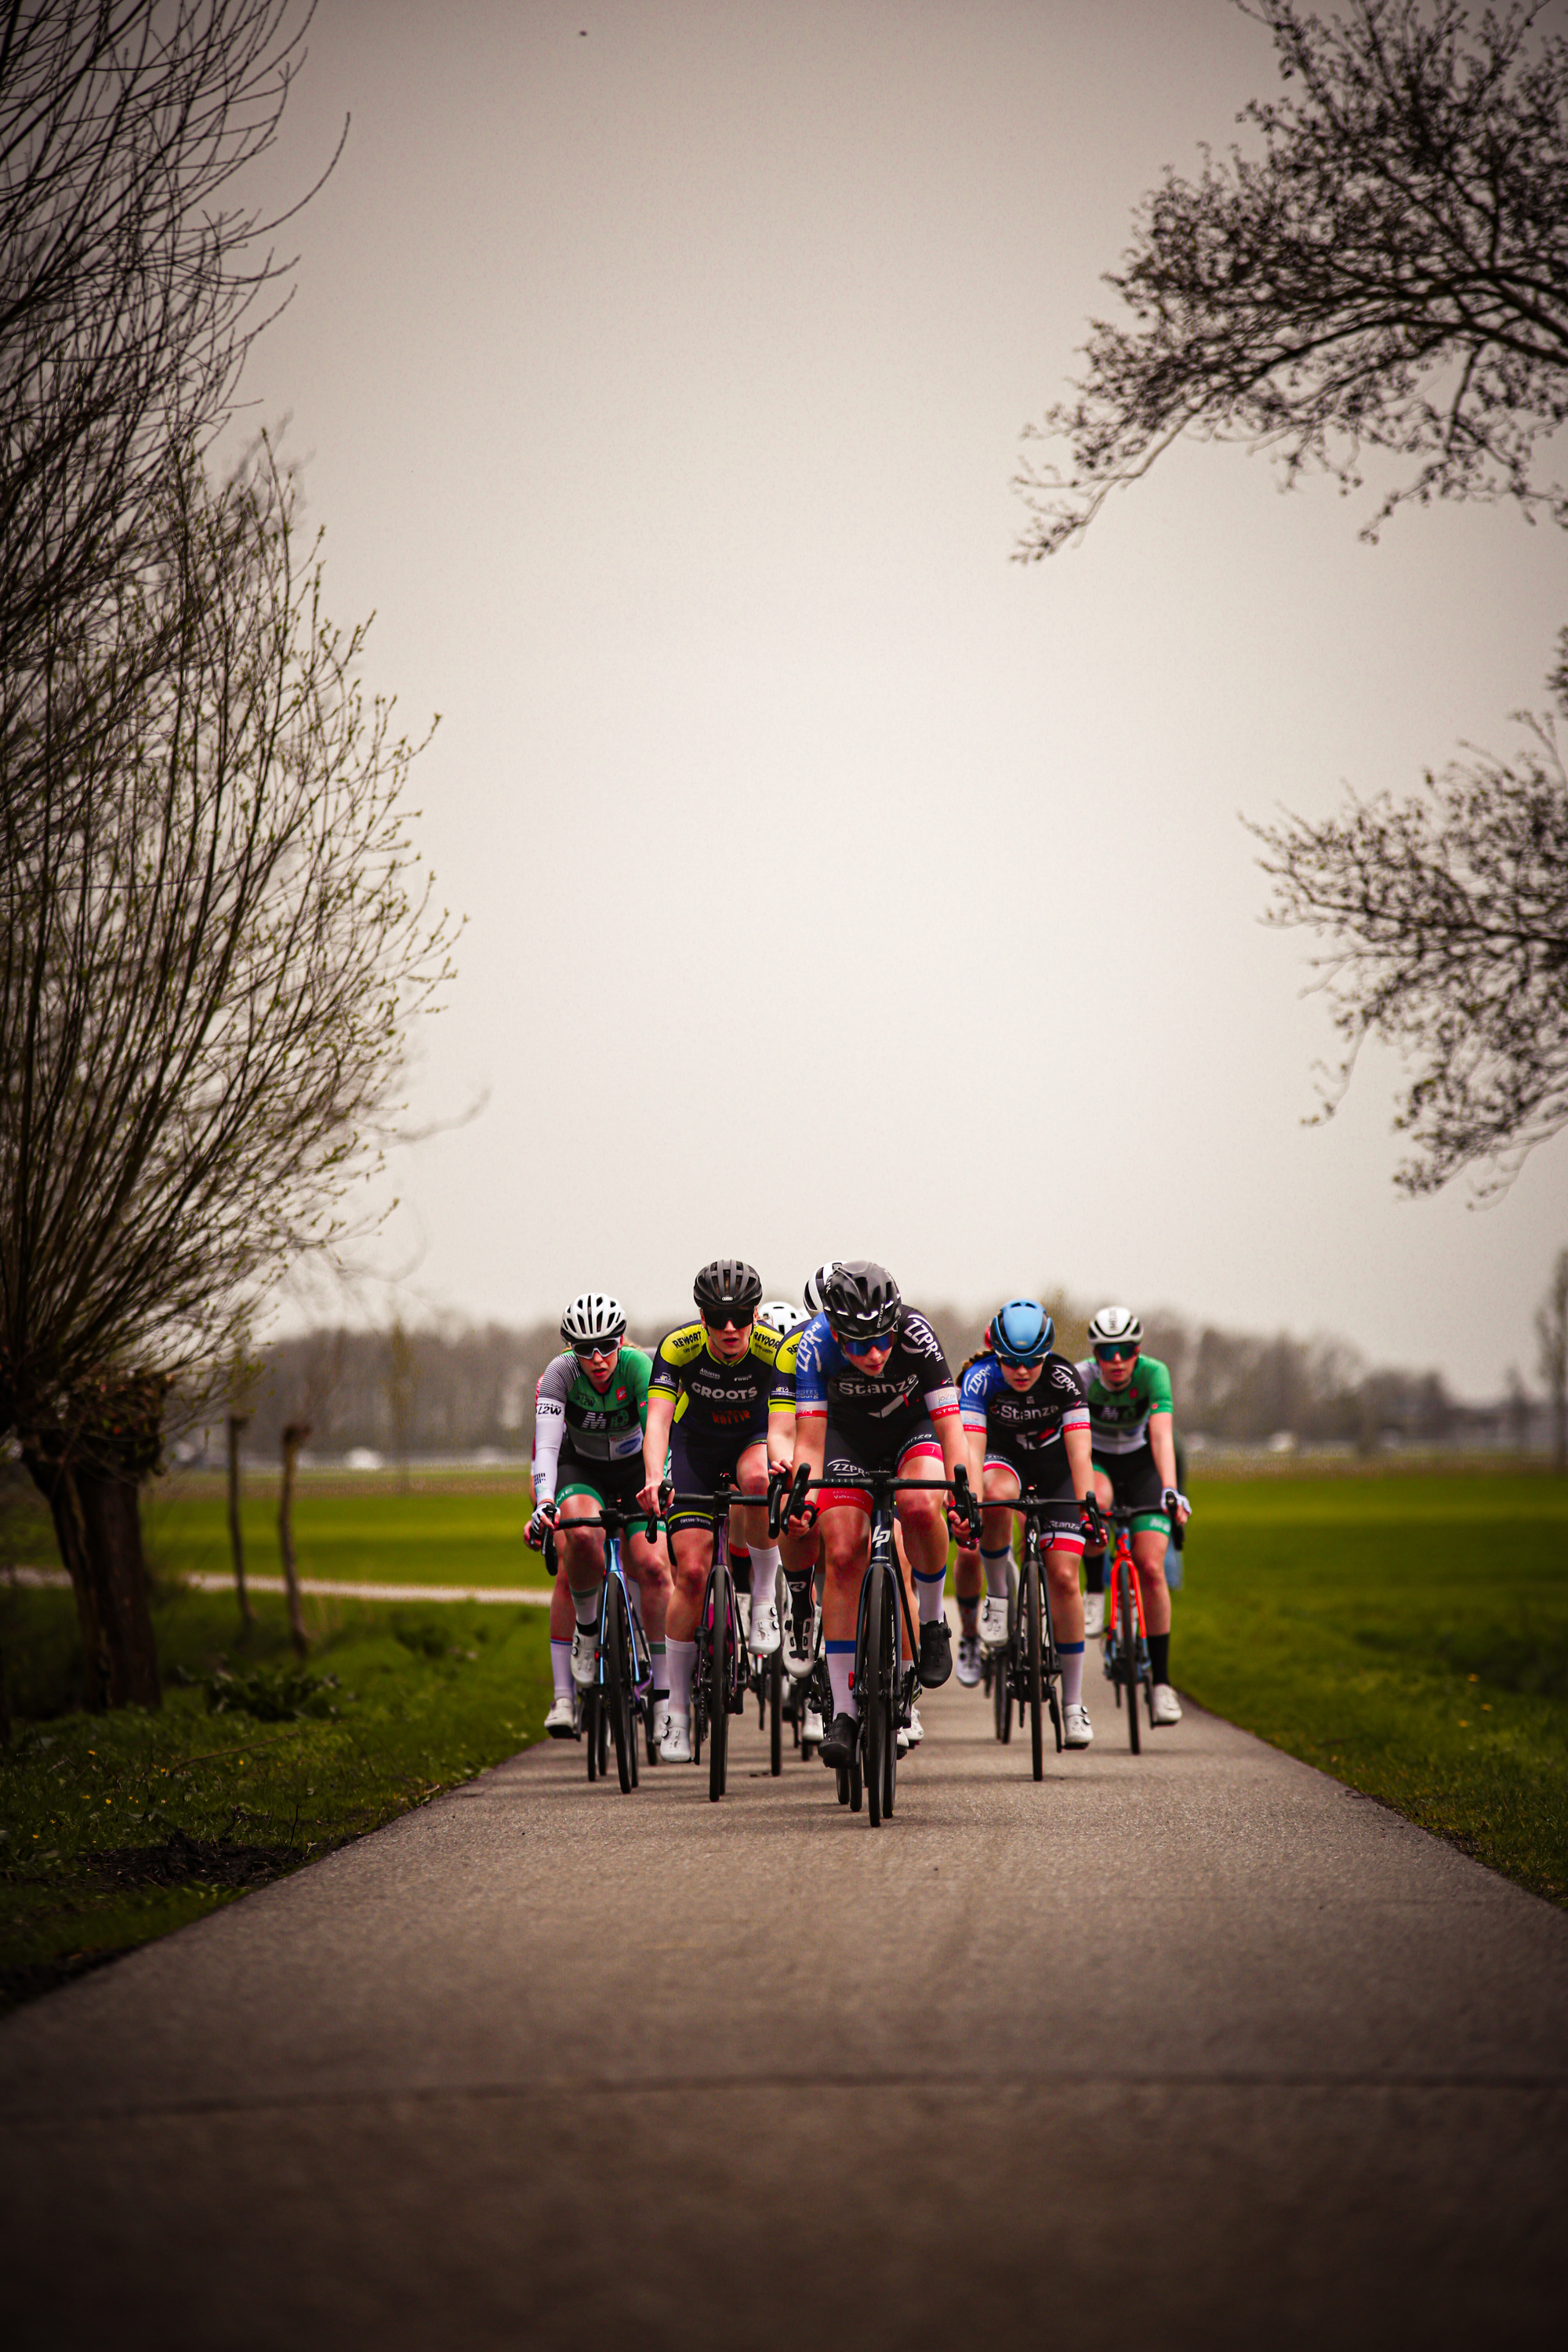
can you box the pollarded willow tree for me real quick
[1015,0,1568,1196]
[0,446,453,1707]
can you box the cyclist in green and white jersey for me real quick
[1076,1305,1190,1728]
[528,1293,667,1737]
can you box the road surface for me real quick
[2,1672,1564,2349]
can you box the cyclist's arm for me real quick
[767,1398,796,1475]
[639,1389,676,1512]
[531,1359,569,1508]
[790,1410,826,1492]
[1148,1410,1188,1523]
[1065,1419,1094,1501]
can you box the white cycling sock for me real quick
[550,1641,572,1703]
[568,1582,601,1632]
[1059,1640,1085,1710]
[665,1637,696,1715]
[913,1566,947,1623]
[826,1642,856,1720]
[649,1638,666,1700]
[749,1544,780,1606]
[982,1546,1011,1599]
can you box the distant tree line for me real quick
[220,1301,1520,1465]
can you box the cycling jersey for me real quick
[768,1327,804,1417]
[960,1352,1088,1486]
[791,1308,959,1439]
[648,1321,779,1446]
[532,1346,653,1505]
[1074,1354,1174,1456]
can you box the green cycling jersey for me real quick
[1074,1353,1174,1457]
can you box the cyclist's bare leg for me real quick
[557,1495,609,1667]
[953,1540,982,1631]
[548,1568,575,1711]
[894,1450,949,1650]
[1082,1465,1115,1602]
[626,1525,670,1711]
[894,1519,916,1661]
[819,1501,872,1719]
[1045,1534,1087,1711]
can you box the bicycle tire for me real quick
[848,1745,863,1811]
[584,1687,600,1782]
[768,1646,782,1776]
[864,1548,886,1828]
[880,1570,898,1820]
[604,1581,633,1795]
[836,1761,850,1805]
[597,1693,610,1776]
[1023,1545,1044,1782]
[710,1564,731,1802]
[1118,1555,1141,1755]
[1041,1563,1062,1753]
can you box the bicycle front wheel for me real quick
[1118,1555,1141,1755]
[1023,1548,1044,1782]
[605,1581,634,1795]
[584,1687,601,1782]
[710,1567,731,1802]
[863,1550,886,1828]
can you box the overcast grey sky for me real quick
[231,0,1566,1396]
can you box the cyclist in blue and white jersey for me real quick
[960,1299,1098,1747]
[785,1261,970,1771]
[1076,1305,1191,1729]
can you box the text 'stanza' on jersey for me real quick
[648,1321,780,1440]
[960,1352,1089,1466]
[1074,1354,1175,1455]
[790,1309,959,1430]
[532,1346,653,1504]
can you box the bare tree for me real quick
[1250,710,1568,1195]
[1537,1245,1568,1471]
[0,446,453,1705]
[1015,1,1568,558]
[0,1,335,754]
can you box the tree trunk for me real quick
[22,1444,162,1711]
[278,1421,310,1657]
[227,1413,253,1626]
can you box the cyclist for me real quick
[528,1294,665,1737]
[960,1299,1097,1747]
[764,1267,841,1747]
[1076,1305,1191,1728]
[948,1332,992,1684]
[637,1259,783,1763]
[786,1260,970,1770]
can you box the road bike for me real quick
[978,1490,1078,1780]
[662,1472,782,1803]
[1098,1500,1155,1754]
[744,1551,788,1777]
[780,1462,979,1829]
[542,1504,659,1792]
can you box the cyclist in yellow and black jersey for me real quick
[638,1259,783,1765]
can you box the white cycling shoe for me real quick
[1151,1682,1183,1726]
[895,1704,924,1755]
[659,1707,692,1762]
[956,1633,982,1686]
[748,1596,781,1656]
[978,1595,1010,1650]
[569,1627,597,1688]
[802,1704,825,1744]
[1063,1701,1094,1748]
[544,1694,577,1738]
[1081,1592,1105,1639]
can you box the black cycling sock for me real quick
[1083,1552,1105,1595]
[1149,1632,1171,1685]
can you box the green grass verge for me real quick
[1176,1473,1568,1906]
[140,1476,543,1589]
[0,1577,551,2011]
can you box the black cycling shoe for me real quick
[918,1617,953,1689]
[818,1711,860,1769]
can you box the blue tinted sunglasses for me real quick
[1094,1343,1138,1363]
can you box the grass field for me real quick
[0,1574,552,2010]
[1174,1474,1568,1906]
[140,1472,543,1590]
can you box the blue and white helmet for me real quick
[988,1298,1054,1363]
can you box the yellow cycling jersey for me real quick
[648,1321,780,1441]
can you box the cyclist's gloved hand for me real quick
[1161,1487,1191,1526]
[1080,1495,1106,1543]
[527,1500,558,1549]
[946,1499,975,1544]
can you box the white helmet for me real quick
[1087,1305,1142,1348]
[561,1291,626,1348]
[758,1299,808,1337]
[803,1261,840,1316]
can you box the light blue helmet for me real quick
[988,1298,1054,1364]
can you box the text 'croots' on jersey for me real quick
[959,1352,1088,1467]
[791,1308,958,1431]
[1074,1353,1174,1454]
[648,1320,780,1439]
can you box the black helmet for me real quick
[693,1258,763,1323]
[822,1258,902,1345]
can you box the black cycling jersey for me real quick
[791,1308,959,1443]
[959,1351,1089,1490]
[648,1321,779,1448]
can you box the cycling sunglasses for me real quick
[573,1338,621,1359]
[1094,1343,1138,1363]
[703,1312,753,1333]
[840,1328,897,1354]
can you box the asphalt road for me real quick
[2,1668,1565,2350]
